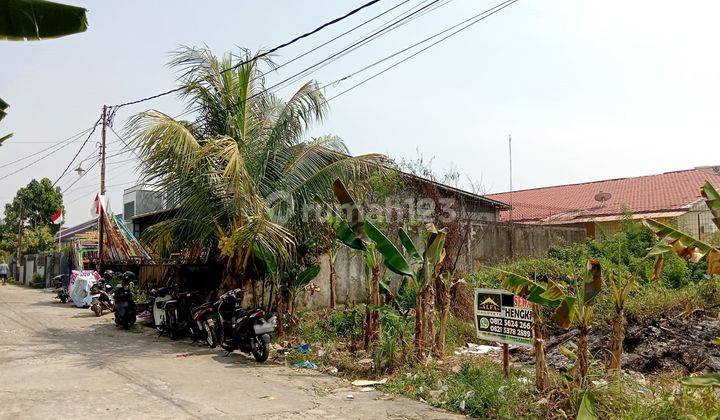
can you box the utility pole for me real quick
[508,134,514,259]
[98,105,107,271]
[15,202,24,282]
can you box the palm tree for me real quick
[127,46,385,286]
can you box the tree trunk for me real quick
[532,305,549,392]
[435,285,450,359]
[577,324,589,386]
[424,283,435,362]
[329,253,337,309]
[609,307,625,373]
[414,289,425,360]
[369,265,381,348]
[276,289,288,338]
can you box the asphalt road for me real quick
[0,284,458,419]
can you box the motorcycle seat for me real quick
[157,300,178,310]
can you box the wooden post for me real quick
[502,343,510,378]
[15,202,24,281]
[98,105,107,272]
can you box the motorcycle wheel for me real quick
[202,320,217,348]
[218,324,234,352]
[251,334,271,362]
[167,311,179,340]
[92,304,101,317]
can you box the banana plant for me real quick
[644,182,720,275]
[1,0,88,41]
[500,260,602,386]
[365,219,447,360]
[329,179,448,359]
[328,179,383,349]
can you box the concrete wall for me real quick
[8,252,70,287]
[298,222,586,309]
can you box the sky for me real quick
[2,0,720,225]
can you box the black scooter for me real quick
[215,288,276,362]
[113,271,137,328]
[52,274,69,303]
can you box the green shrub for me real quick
[31,273,44,288]
[382,361,537,418]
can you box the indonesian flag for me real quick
[51,209,64,225]
[91,193,109,217]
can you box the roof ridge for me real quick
[487,167,710,196]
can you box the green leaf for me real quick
[423,225,447,268]
[702,182,720,230]
[364,220,413,277]
[0,132,12,146]
[539,281,566,301]
[294,265,320,288]
[0,0,88,41]
[332,179,363,234]
[577,392,598,420]
[329,208,366,251]
[398,228,421,261]
[680,374,720,388]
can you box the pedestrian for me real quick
[0,258,8,286]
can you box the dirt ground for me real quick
[0,285,458,420]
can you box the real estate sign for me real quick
[473,288,534,347]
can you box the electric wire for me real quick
[109,0,384,109]
[52,117,102,186]
[328,0,518,101]
[0,125,95,168]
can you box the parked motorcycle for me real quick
[215,288,276,362]
[190,301,217,348]
[150,288,200,340]
[90,282,114,317]
[52,274,69,303]
[113,271,137,328]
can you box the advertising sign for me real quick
[473,288,534,347]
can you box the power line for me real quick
[52,116,102,186]
[328,0,519,101]
[0,125,95,168]
[0,131,94,182]
[109,0,384,109]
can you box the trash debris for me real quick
[498,385,509,394]
[360,387,374,392]
[351,378,388,387]
[297,343,311,354]
[259,395,277,400]
[293,360,317,369]
[327,366,338,375]
[317,348,326,357]
[454,343,501,356]
[518,377,531,384]
[346,394,355,400]
[591,379,608,388]
[465,390,476,399]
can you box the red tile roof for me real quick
[486,167,720,223]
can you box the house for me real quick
[123,173,511,240]
[486,166,720,239]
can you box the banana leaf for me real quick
[0,0,88,41]
[701,182,720,230]
[423,225,447,267]
[398,228,421,261]
[0,97,7,122]
[552,296,577,330]
[584,259,603,303]
[364,219,413,277]
[644,219,720,274]
[332,179,363,234]
[577,392,598,420]
[328,208,366,251]
[0,132,11,146]
[294,264,320,288]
